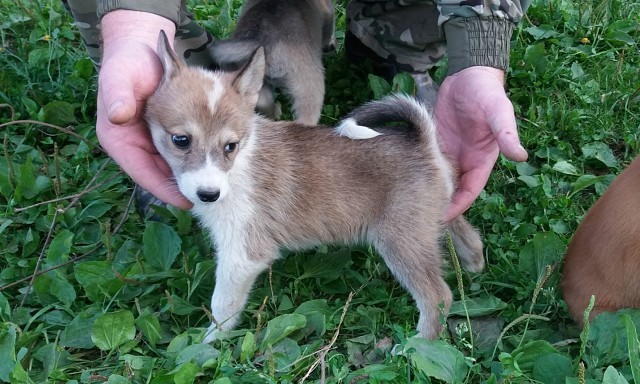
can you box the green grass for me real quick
[1,0,639,382]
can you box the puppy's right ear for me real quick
[233,46,265,107]
[157,30,184,81]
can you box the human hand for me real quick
[434,66,528,221]
[97,11,192,210]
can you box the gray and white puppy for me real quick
[209,0,335,125]
[147,32,484,344]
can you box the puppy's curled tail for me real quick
[337,94,437,143]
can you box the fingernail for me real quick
[108,100,123,118]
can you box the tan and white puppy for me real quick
[146,32,484,343]
[209,0,335,125]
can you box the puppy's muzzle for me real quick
[197,189,221,203]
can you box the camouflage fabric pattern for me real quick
[63,0,215,68]
[347,0,531,73]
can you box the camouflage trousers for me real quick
[64,0,448,73]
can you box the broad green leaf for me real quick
[581,142,618,168]
[143,222,182,271]
[107,375,132,384]
[399,338,467,382]
[260,314,307,349]
[73,58,95,80]
[263,338,301,371]
[518,175,539,188]
[176,344,220,367]
[605,31,635,45]
[516,162,537,176]
[524,24,559,40]
[502,340,558,374]
[74,261,124,302]
[391,72,415,94]
[167,329,204,354]
[299,249,352,280]
[32,343,70,379]
[173,362,199,384]
[603,366,630,384]
[46,229,74,264]
[368,74,391,99]
[15,157,37,201]
[449,295,507,317]
[241,332,256,362]
[570,174,604,196]
[587,309,640,365]
[622,314,640,383]
[552,160,579,175]
[136,310,162,347]
[164,294,199,315]
[0,325,17,382]
[42,100,77,126]
[532,353,572,384]
[91,310,136,351]
[571,62,586,79]
[33,272,76,306]
[518,232,564,280]
[523,43,548,74]
[60,312,100,349]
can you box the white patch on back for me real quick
[335,118,382,140]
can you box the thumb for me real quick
[99,68,138,125]
[488,101,528,162]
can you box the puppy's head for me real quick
[146,31,265,205]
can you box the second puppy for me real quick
[147,32,484,343]
[209,0,335,125]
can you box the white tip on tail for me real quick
[335,118,382,140]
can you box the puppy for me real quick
[562,155,640,326]
[146,32,484,343]
[208,0,335,125]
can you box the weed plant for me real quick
[0,0,639,382]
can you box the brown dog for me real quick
[562,155,640,326]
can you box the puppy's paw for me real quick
[202,324,219,344]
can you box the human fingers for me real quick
[98,65,138,125]
[486,100,528,162]
[445,157,496,221]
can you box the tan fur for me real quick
[146,32,484,341]
[562,155,640,326]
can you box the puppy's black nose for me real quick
[196,189,220,203]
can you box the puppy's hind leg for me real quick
[371,222,452,339]
[287,65,324,125]
[446,216,484,273]
[203,243,275,343]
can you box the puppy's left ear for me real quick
[233,46,265,106]
[157,30,185,82]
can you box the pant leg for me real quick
[64,0,216,68]
[346,1,445,74]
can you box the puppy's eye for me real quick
[224,142,238,154]
[172,135,190,149]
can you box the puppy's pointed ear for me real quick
[232,46,265,106]
[157,30,184,81]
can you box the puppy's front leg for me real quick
[203,245,272,343]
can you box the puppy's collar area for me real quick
[335,118,382,140]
